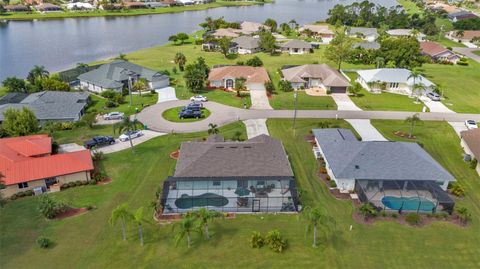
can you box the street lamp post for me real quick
[293,90,298,135]
[127,75,133,106]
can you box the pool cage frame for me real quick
[160,176,300,214]
[355,179,455,214]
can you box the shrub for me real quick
[92,151,105,162]
[359,203,377,220]
[38,196,68,219]
[278,80,293,92]
[67,182,76,188]
[319,167,327,174]
[250,231,264,248]
[381,211,387,217]
[449,182,465,197]
[329,181,337,188]
[405,213,421,225]
[101,89,116,99]
[105,100,118,108]
[150,89,156,94]
[17,191,26,197]
[36,236,52,249]
[469,158,478,169]
[246,56,263,67]
[265,230,287,253]
[325,175,331,181]
[10,194,18,200]
[390,212,398,218]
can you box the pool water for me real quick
[175,193,229,209]
[381,196,436,211]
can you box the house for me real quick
[386,29,426,41]
[298,24,335,43]
[239,21,268,35]
[160,134,298,214]
[35,3,63,12]
[78,60,169,93]
[312,128,455,213]
[354,41,381,50]
[281,64,351,93]
[208,66,270,90]
[420,41,460,63]
[124,2,147,9]
[460,129,480,175]
[201,41,237,54]
[66,2,94,10]
[280,40,312,55]
[4,4,30,12]
[447,30,480,43]
[143,1,168,8]
[0,135,94,198]
[232,36,260,54]
[447,10,479,22]
[346,27,379,42]
[0,91,90,123]
[212,28,240,38]
[356,68,435,95]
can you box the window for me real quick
[212,181,221,186]
[389,82,399,88]
[18,182,29,189]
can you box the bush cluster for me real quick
[249,230,287,253]
[60,180,89,190]
[10,190,34,200]
[36,236,52,249]
[38,195,68,219]
[405,213,421,225]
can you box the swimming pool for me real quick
[175,193,229,209]
[381,196,436,211]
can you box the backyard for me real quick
[1,119,480,268]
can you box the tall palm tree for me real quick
[114,117,142,152]
[375,57,385,68]
[234,77,246,97]
[408,69,423,98]
[208,123,219,135]
[405,113,422,138]
[172,215,201,248]
[27,65,49,84]
[192,208,223,240]
[109,203,133,241]
[132,207,146,246]
[299,206,336,248]
[132,78,148,97]
[174,52,187,71]
[456,207,471,225]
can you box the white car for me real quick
[190,95,208,102]
[119,130,143,142]
[103,112,124,120]
[465,120,478,130]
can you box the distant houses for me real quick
[298,24,335,43]
[207,66,270,90]
[447,30,480,43]
[4,4,30,12]
[460,129,480,175]
[420,41,460,64]
[211,21,268,38]
[77,60,169,93]
[281,64,351,93]
[447,10,479,22]
[386,29,426,41]
[346,27,379,42]
[280,40,312,55]
[35,3,62,12]
[232,36,260,54]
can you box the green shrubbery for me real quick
[36,236,52,249]
[9,190,34,200]
[38,195,68,219]
[250,231,264,248]
[405,213,421,225]
[448,182,465,197]
[249,230,287,253]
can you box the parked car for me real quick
[426,92,441,101]
[465,120,478,129]
[179,109,202,119]
[84,136,115,149]
[190,95,208,102]
[103,112,124,120]
[119,130,144,142]
[185,103,203,111]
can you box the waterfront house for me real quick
[4,4,30,12]
[35,3,63,12]
[298,24,335,43]
[281,64,350,93]
[280,40,312,55]
[232,36,260,54]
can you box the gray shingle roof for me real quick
[313,129,455,182]
[281,39,312,49]
[77,60,169,89]
[174,134,294,178]
[232,36,260,50]
[354,41,380,50]
[0,91,90,121]
[281,64,351,87]
[347,27,379,38]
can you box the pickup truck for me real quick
[84,136,115,149]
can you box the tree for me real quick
[176,32,189,45]
[174,52,187,71]
[324,31,354,70]
[2,77,28,93]
[109,203,133,241]
[405,113,422,138]
[300,206,336,248]
[349,82,362,97]
[116,53,128,61]
[38,77,71,92]
[2,107,39,137]
[234,77,246,97]
[132,207,146,246]
[27,65,49,85]
[278,80,293,92]
[184,57,209,93]
[81,112,97,129]
[359,203,377,220]
[279,23,291,34]
[258,31,277,55]
[132,78,148,97]
[456,206,471,225]
[114,117,142,152]
[408,69,423,98]
[378,37,426,69]
[288,19,298,29]
[264,18,277,32]
[172,215,201,248]
[246,56,263,67]
[375,57,385,68]
[217,37,232,58]
[208,123,219,135]
[191,208,223,240]
[38,195,67,219]
[168,35,178,43]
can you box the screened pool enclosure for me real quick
[160,177,299,214]
[355,179,455,214]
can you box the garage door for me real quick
[330,87,347,93]
[247,83,265,91]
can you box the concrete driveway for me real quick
[98,130,166,154]
[331,94,361,111]
[244,119,269,139]
[453,47,480,63]
[156,87,177,103]
[248,84,273,110]
[345,119,387,141]
[420,96,454,113]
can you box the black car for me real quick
[178,109,202,119]
[183,103,202,112]
[84,136,115,149]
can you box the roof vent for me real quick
[355,165,360,169]
[216,146,224,149]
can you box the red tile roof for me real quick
[208,66,270,85]
[0,135,93,186]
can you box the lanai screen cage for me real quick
[355,179,455,214]
[160,176,299,214]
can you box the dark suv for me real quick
[84,136,115,149]
[178,109,202,119]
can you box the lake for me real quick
[0,0,398,80]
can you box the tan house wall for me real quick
[0,179,46,198]
[57,171,91,185]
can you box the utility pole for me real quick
[293,90,298,136]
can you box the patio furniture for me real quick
[281,187,290,195]
[234,187,251,196]
[236,197,249,207]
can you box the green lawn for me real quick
[52,125,115,145]
[162,106,211,122]
[0,1,268,20]
[87,93,158,116]
[269,91,337,110]
[435,36,466,48]
[2,119,480,268]
[398,0,422,15]
[473,50,480,56]
[175,85,252,109]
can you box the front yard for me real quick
[87,93,158,116]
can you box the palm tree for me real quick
[456,207,471,225]
[192,208,223,240]
[234,77,246,97]
[455,30,465,38]
[375,57,385,68]
[116,53,128,61]
[349,82,362,97]
[132,207,146,246]
[408,69,423,98]
[359,203,377,220]
[174,52,187,72]
[27,65,49,84]
[109,203,133,241]
[208,123,219,135]
[114,117,142,152]
[405,113,422,138]
[299,206,336,248]
[172,215,201,248]
[132,78,148,97]
[288,19,298,29]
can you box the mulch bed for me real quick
[97,178,112,185]
[54,207,89,220]
[352,210,466,228]
[156,212,236,224]
[393,131,416,140]
[169,150,180,159]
